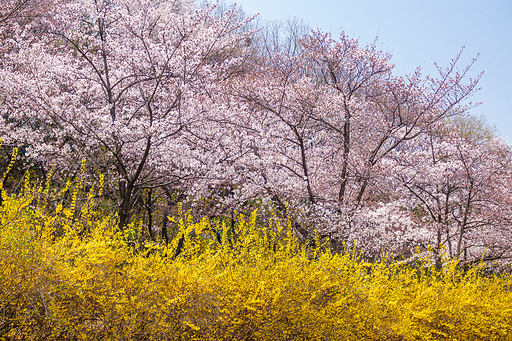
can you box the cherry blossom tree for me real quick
[392,119,512,267]
[0,0,52,32]
[302,32,481,207]
[0,0,254,229]
[0,0,58,58]
[233,29,483,253]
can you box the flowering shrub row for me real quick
[1,178,512,340]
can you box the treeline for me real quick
[1,0,511,267]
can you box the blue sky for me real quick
[232,0,512,143]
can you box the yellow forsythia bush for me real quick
[1,177,512,340]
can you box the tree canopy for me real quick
[1,0,510,266]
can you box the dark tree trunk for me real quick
[145,188,155,241]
